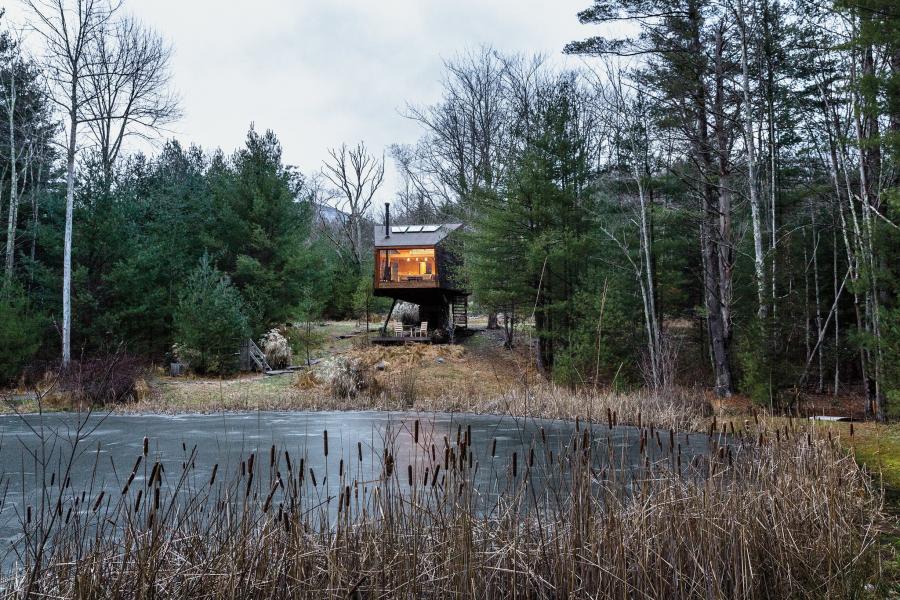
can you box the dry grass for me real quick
[0,415,883,598]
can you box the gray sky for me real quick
[9,0,599,198]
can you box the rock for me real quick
[436,357,445,364]
[374,361,386,371]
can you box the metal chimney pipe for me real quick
[385,202,391,238]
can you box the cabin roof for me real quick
[373,223,463,248]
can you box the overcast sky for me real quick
[8,0,601,198]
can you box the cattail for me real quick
[149,462,161,487]
[540,427,546,444]
[512,452,518,478]
[270,444,276,467]
[414,419,420,444]
[263,486,276,513]
[345,486,350,508]
[285,451,292,474]
[134,489,143,512]
[850,422,854,437]
[209,464,218,486]
[50,473,55,487]
[466,424,471,445]
[529,447,534,468]
[143,437,149,456]
[431,465,440,487]
[26,506,31,524]
[408,464,413,487]
[248,453,255,475]
[358,441,363,462]
[310,468,317,487]
[339,459,344,478]
[491,438,496,457]
[154,487,160,510]
[323,430,329,456]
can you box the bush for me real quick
[260,328,292,369]
[0,283,43,384]
[394,301,419,326]
[174,257,250,374]
[322,356,373,398]
[53,351,146,406]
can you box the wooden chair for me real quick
[416,321,428,338]
[393,321,406,337]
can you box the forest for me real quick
[0,0,897,419]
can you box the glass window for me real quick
[377,248,437,283]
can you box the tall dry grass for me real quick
[0,414,882,598]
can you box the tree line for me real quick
[398,0,898,418]
[0,0,897,419]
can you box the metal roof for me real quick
[373,223,463,248]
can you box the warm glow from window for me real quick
[377,248,437,283]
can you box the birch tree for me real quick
[24,0,118,364]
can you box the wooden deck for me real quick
[371,336,435,346]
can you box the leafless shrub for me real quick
[322,357,373,398]
[393,370,418,407]
[395,301,419,326]
[51,350,146,406]
[639,332,681,392]
[260,329,292,369]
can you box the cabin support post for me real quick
[381,297,398,336]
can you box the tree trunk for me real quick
[4,74,17,280]
[737,0,767,318]
[62,104,77,365]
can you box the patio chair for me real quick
[416,321,428,338]
[393,321,406,337]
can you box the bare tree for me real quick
[24,0,118,364]
[594,66,665,388]
[81,15,180,186]
[321,141,384,268]
[0,31,22,281]
[734,0,767,319]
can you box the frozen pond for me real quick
[0,410,717,566]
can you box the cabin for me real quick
[373,204,468,343]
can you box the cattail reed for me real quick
[143,436,149,456]
[323,430,329,456]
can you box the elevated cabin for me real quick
[373,206,467,341]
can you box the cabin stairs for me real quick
[451,295,468,329]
